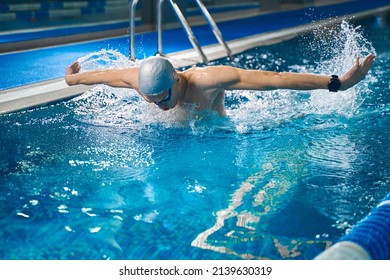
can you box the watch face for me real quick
[328,77,341,92]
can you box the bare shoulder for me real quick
[119,67,139,87]
[184,65,234,75]
[183,65,238,89]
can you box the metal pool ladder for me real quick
[129,0,233,64]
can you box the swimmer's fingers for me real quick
[67,61,81,74]
[355,56,360,66]
[72,61,81,72]
[363,54,375,66]
[361,54,375,72]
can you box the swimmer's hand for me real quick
[66,61,81,76]
[340,54,375,91]
[65,61,82,86]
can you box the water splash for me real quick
[77,49,134,70]
[307,20,376,115]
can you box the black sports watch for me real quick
[328,75,341,92]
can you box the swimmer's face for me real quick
[141,87,174,111]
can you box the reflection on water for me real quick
[191,154,318,259]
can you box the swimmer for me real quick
[65,54,375,116]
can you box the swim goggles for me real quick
[153,87,172,105]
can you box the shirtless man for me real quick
[65,54,375,116]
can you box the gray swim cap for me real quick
[138,56,177,95]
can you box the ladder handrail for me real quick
[192,0,233,60]
[158,0,208,64]
[129,0,232,64]
[157,0,163,56]
[129,0,139,60]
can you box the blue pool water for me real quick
[0,16,389,260]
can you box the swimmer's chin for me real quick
[159,104,175,111]
[157,105,169,111]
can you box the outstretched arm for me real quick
[65,61,139,89]
[210,54,375,92]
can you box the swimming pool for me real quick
[0,15,389,260]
